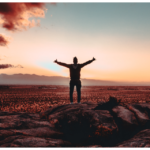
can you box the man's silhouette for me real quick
[54,57,96,104]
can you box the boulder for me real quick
[112,106,138,130]
[95,110,117,131]
[1,101,150,147]
[12,137,71,147]
[93,110,118,146]
[46,104,118,146]
[0,130,14,140]
[94,96,120,110]
[50,108,99,144]
[131,103,150,116]
[0,111,70,147]
[0,113,53,130]
[127,104,150,126]
[0,135,21,146]
[11,127,63,139]
[0,136,71,147]
[117,129,150,147]
[39,102,98,119]
[112,105,138,141]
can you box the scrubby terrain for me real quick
[0,85,150,147]
[1,85,150,113]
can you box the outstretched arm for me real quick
[54,59,70,68]
[80,57,96,68]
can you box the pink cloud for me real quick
[0,64,24,69]
[0,34,9,46]
[0,64,13,69]
[0,3,46,31]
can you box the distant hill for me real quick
[0,73,149,86]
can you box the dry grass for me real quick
[0,85,150,113]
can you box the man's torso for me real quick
[69,64,81,80]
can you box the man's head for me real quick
[73,57,78,64]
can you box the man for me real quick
[54,57,96,104]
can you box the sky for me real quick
[0,3,150,83]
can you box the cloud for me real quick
[0,34,9,46]
[0,64,23,69]
[14,64,24,68]
[0,3,46,31]
[0,64,13,69]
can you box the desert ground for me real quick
[0,85,150,113]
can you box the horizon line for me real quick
[0,73,150,84]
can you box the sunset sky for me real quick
[0,3,150,82]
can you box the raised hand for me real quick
[92,57,96,61]
[54,59,58,63]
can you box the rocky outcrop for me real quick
[117,129,150,147]
[1,97,150,147]
[0,112,70,147]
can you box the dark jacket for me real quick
[56,59,93,80]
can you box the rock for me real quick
[112,105,138,142]
[40,102,98,120]
[0,135,21,146]
[1,101,150,147]
[95,110,117,131]
[131,103,150,115]
[11,136,71,147]
[0,111,68,147]
[0,130,14,140]
[130,103,150,119]
[127,104,150,126]
[112,106,138,130]
[95,96,120,110]
[0,113,53,129]
[13,137,52,147]
[51,109,99,145]
[93,110,118,146]
[11,127,63,139]
[95,110,118,135]
[117,129,150,147]
[47,104,118,146]
[0,134,71,147]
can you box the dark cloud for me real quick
[0,34,9,46]
[0,64,13,69]
[0,3,46,31]
[0,64,23,69]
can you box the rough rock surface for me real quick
[117,129,150,147]
[1,97,150,147]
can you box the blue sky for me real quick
[44,3,150,39]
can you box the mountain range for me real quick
[0,73,149,86]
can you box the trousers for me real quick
[69,80,81,103]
